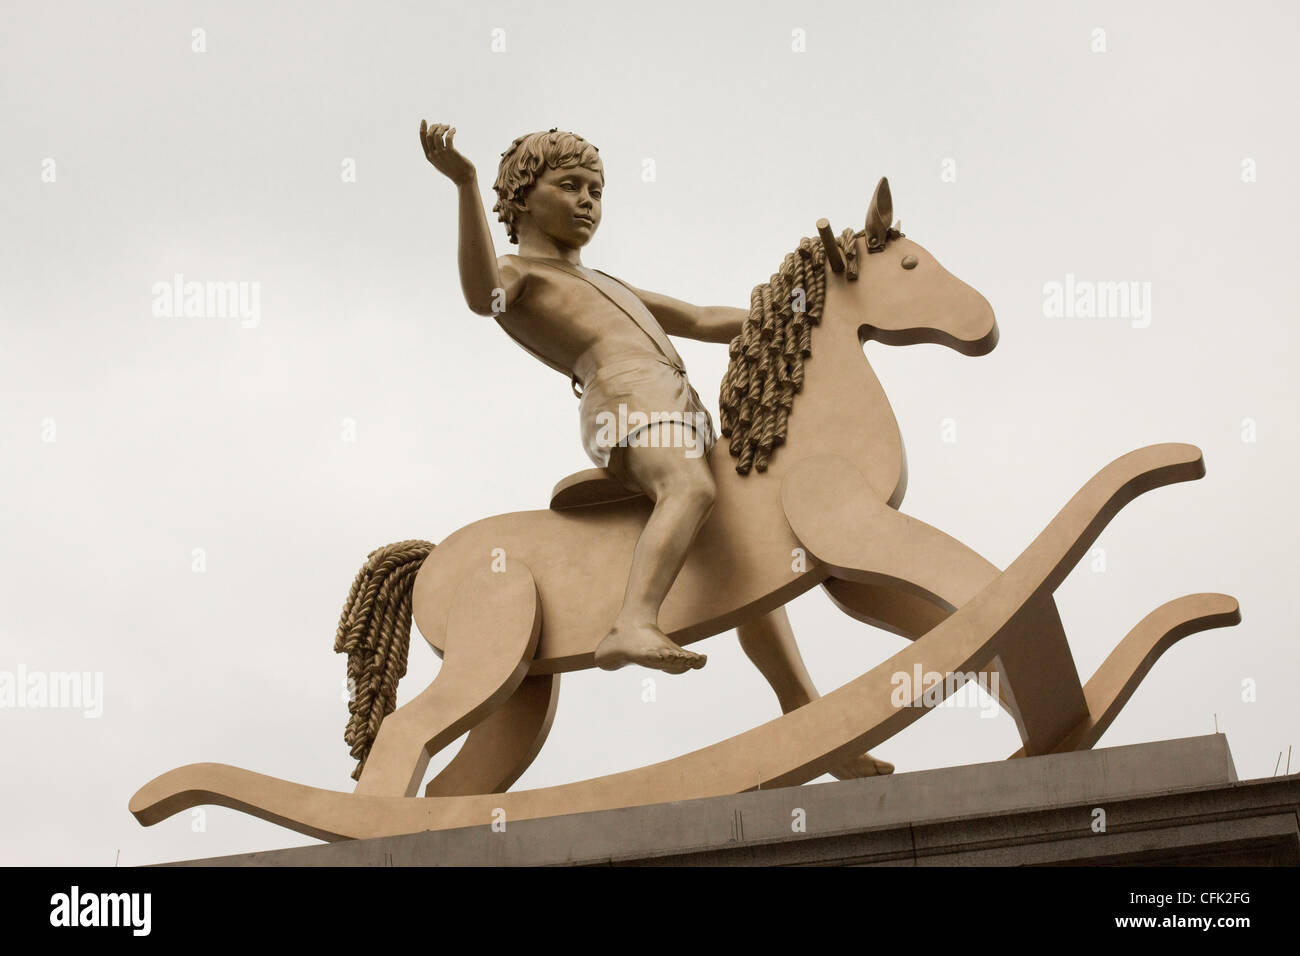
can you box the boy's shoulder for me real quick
[497,255,639,303]
[497,252,528,277]
[499,252,566,286]
[499,253,603,292]
[501,253,626,285]
[496,254,538,303]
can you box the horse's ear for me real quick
[865,177,893,250]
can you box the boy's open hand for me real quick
[420,121,475,185]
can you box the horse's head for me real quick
[718,183,998,476]
[829,178,998,357]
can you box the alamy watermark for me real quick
[50,887,150,936]
[890,665,1001,718]
[1042,273,1151,328]
[593,406,713,459]
[0,665,103,718]
[152,273,261,328]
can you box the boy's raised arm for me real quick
[420,121,520,316]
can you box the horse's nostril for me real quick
[901,255,918,270]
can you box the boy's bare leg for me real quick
[737,606,894,777]
[595,423,715,674]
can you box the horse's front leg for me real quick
[780,453,1088,754]
[737,606,894,777]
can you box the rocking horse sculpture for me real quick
[130,162,1241,843]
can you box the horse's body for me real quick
[338,222,1005,799]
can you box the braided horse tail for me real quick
[719,228,863,475]
[333,540,435,780]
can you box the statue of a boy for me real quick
[420,122,754,675]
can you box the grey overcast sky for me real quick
[2,0,1297,865]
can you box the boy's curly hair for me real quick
[492,128,603,244]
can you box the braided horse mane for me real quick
[719,228,866,475]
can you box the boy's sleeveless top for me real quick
[493,258,687,397]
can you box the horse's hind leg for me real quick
[823,577,1017,717]
[354,560,541,798]
[423,674,560,797]
[736,606,894,777]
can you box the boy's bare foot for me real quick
[829,752,895,779]
[595,622,707,674]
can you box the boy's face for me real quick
[519,162,603,249]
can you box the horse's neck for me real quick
[769,321,907,506]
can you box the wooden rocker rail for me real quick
[130,443,1238,843]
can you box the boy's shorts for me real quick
[574,352,718,489]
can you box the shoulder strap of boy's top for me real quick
[592,269,687,367]
[537,259,684,368]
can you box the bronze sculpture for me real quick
[129,125,1241,841]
